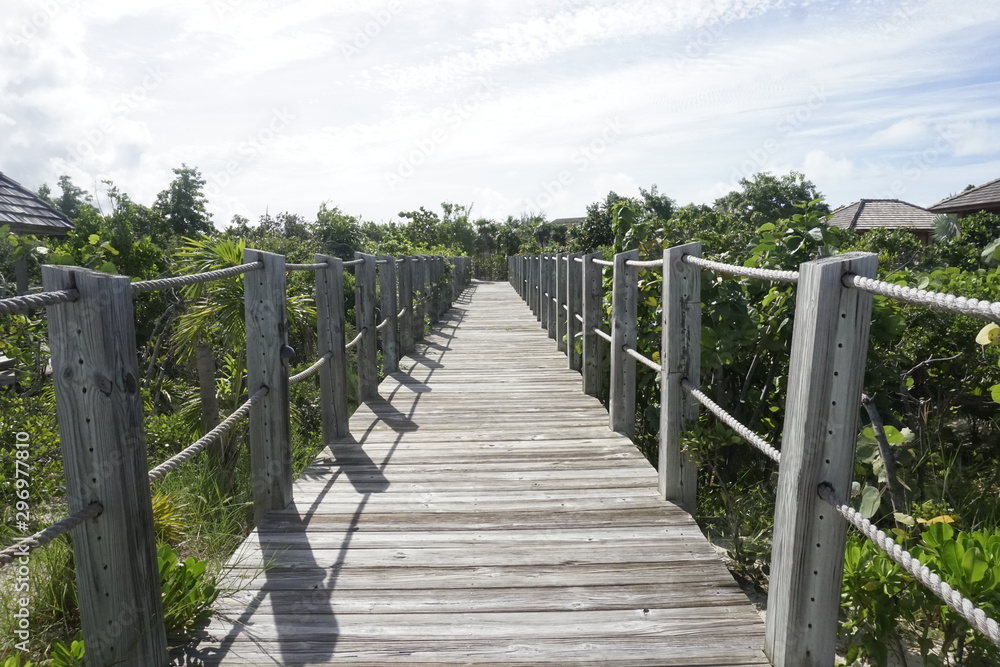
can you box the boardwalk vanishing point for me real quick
[181,281,768,666]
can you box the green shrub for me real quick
[158,543,219,637]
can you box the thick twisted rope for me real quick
[345,329,365,350]
[681,379,782,464]
[398,307,407,318]
[289,352,332,385]
[286,262,328,272]
[593,327,612,344]
[376,318,390,332]
[625,346,662,373]
[575,313,584,323]
[0,289,79,314]
[845,274,1000,321]
[625,258,666,268]
[682,255,800,283]
[592,259,613,267]
[0,502,103,568]
[147,386,268,482]
[343,258,364,267]
[131,262,263,294]
[819,483,1000,647]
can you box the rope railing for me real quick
[818,483,1000,647]
[573,256,583,263]
[593,259,613,267]
[575,313,584,323]
[343,258,364,267]
[0,502,103,569]
[845,274,1000,321]
[683,254,800,283]
[286,262,328,272]
[289,352,332,385]
[345,329,365,350]
[147,386,268,483]
[131,262,263,294]
[397,307,407,318]
[376,318,389,332]
[625,258,665,268]
[593,327,612,344]
[681,379,782,464]
[0,289,79,315]
[624,346,662,373]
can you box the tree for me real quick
[399,206,442,248]
[568,191,629,252]
[154,164,213,238]
[51,175,91,220]
[713,171,828,227]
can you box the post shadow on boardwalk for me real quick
[171,290,469,665]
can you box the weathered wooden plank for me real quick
[354,252,378,400]
[766,252,877,667]
[315,254,350,439]
[378,254,399,373]
[43,265,168,665]
[244,248,293,523]
[398,256,414,354]
[195,280,765,666]
[661,242,701,512]
[582,252,604,397]
[609,249,639,436]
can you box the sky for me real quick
[2,0,999,228]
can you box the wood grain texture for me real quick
[43,265,168,666]
[244,249,293,524]
[354,253,378,400]
[567,253,583,372]
[398,257,414,355]
[555,252,567,353]
[316,254,350,439]
[181,281,766,666]
[765,252,877,667]
[378,255,399,373]
[609,250,639,436]
[661,243,701,513]
[582,252,604,398]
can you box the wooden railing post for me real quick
[43,265,167,666]
[378,255,399,374]
[315,254,350,439]
[581,252,604,398]
[661,243,702,513]
[609,249,639,436]
[413,257,426,342]
[429,257,441,324]
[547,255,558,342]
[765,252,877,667]
[539,255,550,330]
[354,252,378,401]
[567,253,583,371]
[244,249,294,523]
[532,255,541,318]
[399,257,414,354]
[555,252,568,353]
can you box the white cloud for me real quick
[869,118,929,146]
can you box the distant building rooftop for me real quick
[929,177,1000,216]
[828,199,937,237]
[549,217,585,226]
[0,171,74,236]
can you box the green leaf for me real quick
[990,384,1000,404]
[88,233,100,245]
[859,484,881,519]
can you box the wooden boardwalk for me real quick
[184,281,768,666]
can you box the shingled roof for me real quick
[929,177,1000,215]
[828,199,937,232]
[0,171,74,235]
